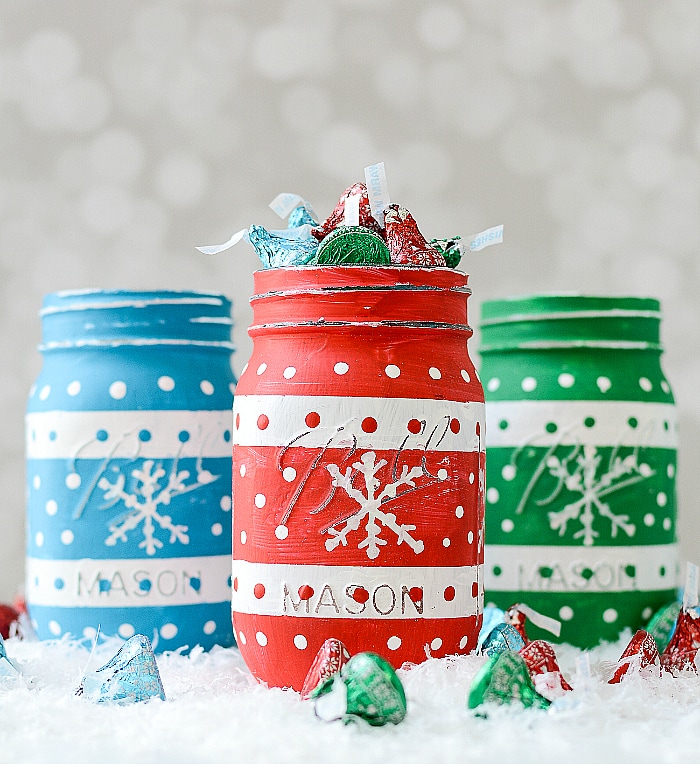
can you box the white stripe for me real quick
[485,401,676,449]
[26,555,231,607]
[484,543,679,593]
[233,395,485,451]
[26,410,233,459]
[231,560,480,619]
[479,309,662,326]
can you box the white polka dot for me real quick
[48,620,62,636]
[32,475,41,490]
[157,375,175,391]
[501,519,514,533]
[83,627,97,640]
[430,637,442,651]
[283,467,297,482]
[45,499,58,516]
[256,363,267,375]
[118,623,135,639]
[200,380,214,395]
[160,623,178,639]
[644,513,655,527]
[558,373,575,388]
[283,366,297,379]
[256,631,268,646]
[468,531,474,544]
[239,464,246,477]
[455,505,464,518]
[387,636,401,651]
[35,532,44,548]
[240,530,247,544]
[254,493,266,508]
[67,381,81,396]
[639,463,653,477]
[596,376,612,393]
[521,376,537,392]
[486,487,499,503]
[657,492,668,507]
[334,362,349,375]
[60,529,74,545]
[461,369,471,383]
[66,472,81,491]
[220,495,232,511]
[203,620,216,635]
[501,464,516,481]
[294,634,308,650]
[429,367,442,380]
[39,385,51,401]
[275,525,289,540]
[663,517,672,531]
[639,377,653,392]
[667,464,675,479]
[437,468,448,481]
[385,364,400,378]
[661,380,671,394]
[211,523,223,536]
[238,631,247,645]
[559,606,574,621]
[469,472,475,485]
[641,607,653,620]
[459,636,469,649]
[109,381,127,399]
[603,608,618,624]
[486,378,500,392]
[442,537,451,547]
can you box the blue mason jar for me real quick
[25,290,235,651]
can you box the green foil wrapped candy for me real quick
[314,226,391,266]
[645,600,681,653]
[468,650,550,712]
[312,652,406,726]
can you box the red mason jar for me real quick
[231,265,485,690]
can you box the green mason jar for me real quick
[480,295,679,646]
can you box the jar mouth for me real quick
[479,293,663,352]
[39,289,234,350]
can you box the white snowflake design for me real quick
[324,451,427,560]
[98,459,218,555]
[536,443,652,547]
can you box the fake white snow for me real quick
[3,632,700,764]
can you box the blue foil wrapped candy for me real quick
[248,224,319,268]
[77,634,166,704]
[480,622,526,656]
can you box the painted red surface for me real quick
[232,266,485,690]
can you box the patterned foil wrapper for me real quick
[480,622,526,656]
[468,650,550,712]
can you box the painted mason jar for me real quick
[26,290,235,651]
[480,295,678,646]
[232,266,485,690]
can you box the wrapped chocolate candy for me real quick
[645,600,681,652]
[301,637,351,700]
[314,226,391,265]
[609,629,660,683]
[520,639,572,698]
[76,634,166,704]
[468,650,550,712]
[383,205,446,267]
[311,183,383,241]
[660,608,700,673]
[248,224,319,268]
[311,652,406,726]
[480,623,526,656]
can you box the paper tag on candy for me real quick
[344,192,360,227]
[364,162,391,225]
[196,229,248,255]
[516,604,562,637]
[269,193,317,221]
[683,562,699,611]
[466,224,504,252]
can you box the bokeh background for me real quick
[1,0,699,601]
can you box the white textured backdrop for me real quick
[1,0,699,602]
